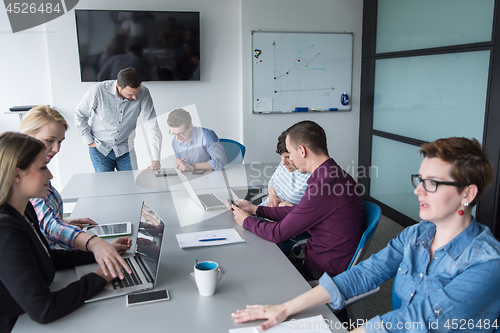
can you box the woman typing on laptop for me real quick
[19,106,131,279]
[0,132,131,331]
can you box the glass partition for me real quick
[377,0,494,53]
[373,51,489,143]
[370,136,423,221]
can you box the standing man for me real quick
[75,67,162,172]
[167,108,227,171]
[228,121,366,280]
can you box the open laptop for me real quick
[75,201,165,303]
[222,168,238,206]
[175,169,227,210]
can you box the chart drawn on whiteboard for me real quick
[252,32,352,113]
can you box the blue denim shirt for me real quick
[171,126,227,170]
[320,219,500,332]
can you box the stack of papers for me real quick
[176,228,245,248]
[229,315,331,333]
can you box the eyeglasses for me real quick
[411,174,462,193]
[169,127,189,137]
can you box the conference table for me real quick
[13,165,347,333]
[61,162,279,201]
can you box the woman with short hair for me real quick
[232,137,500,332]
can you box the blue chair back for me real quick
[220,139,246,164]
[347,201,382,269]
[392,276,402,310]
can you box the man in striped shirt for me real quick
[261,131,310,207]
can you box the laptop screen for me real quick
[135,202,165,283]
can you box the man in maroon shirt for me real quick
[229,121,366,280]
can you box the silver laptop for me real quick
[175,169,227,210]
[75,201,165,303]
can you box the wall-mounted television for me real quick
[75,10,200,82]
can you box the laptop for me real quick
[75,201,165,303]
[175,169,227,210]
[222,168,238,206]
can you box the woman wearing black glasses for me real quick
[232,137,500,332]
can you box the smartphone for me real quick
[126,290,170,306]
[227,199,238,210]
[192,169,205,174]
[84,222,132,238]
[155,168,177,177]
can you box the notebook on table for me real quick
[75,201,165,303]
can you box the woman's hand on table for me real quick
[232,304,289,331]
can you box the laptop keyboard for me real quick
[198,193,224,207]
[114,257,143,289]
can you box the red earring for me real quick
[458,202,469,216]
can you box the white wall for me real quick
[1,0,362,192]
[0,10,58,184]
[0,12,52,132]
[241,0,363,178]
[43,0,241,188]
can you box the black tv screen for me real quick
[75,10,200,82]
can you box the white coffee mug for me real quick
[194,261,224,296]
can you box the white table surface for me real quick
[61,163,278,202]
[13,191,346,333]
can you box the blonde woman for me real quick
[20,105,131,279]
[0,132,128,331]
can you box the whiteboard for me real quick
[252,31,353,113]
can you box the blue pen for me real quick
[199,238,227,242]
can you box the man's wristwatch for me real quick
[190,164,196,171]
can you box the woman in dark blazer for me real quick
[0,132,131,332]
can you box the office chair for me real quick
[339,201,382,320]
[220,139,246,164]
[347,201,381,269]
[292,201,381,268]
[301,201,382,320]
[392,277,402,310]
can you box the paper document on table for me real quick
[176,228,245,248]
[229,315,329,333]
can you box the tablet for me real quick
[155,168,178,177]
[84,222,132,238]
